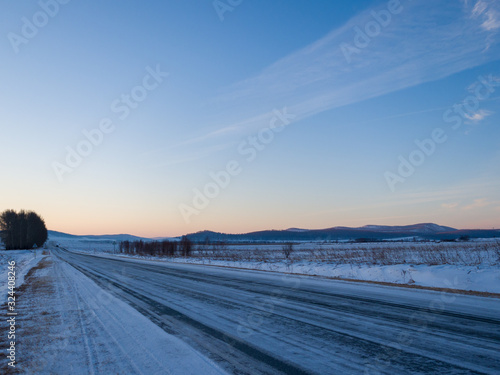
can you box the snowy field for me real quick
[51,235,500,294]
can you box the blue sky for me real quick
[1,0,499,236]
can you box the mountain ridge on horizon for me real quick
[48,223,500,242]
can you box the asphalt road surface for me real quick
[53,248,500,375]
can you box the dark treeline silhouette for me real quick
[119,236,193,257]
[0,209,48,250]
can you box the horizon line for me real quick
[48,222,500,239]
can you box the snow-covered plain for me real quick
[51,236,500,294]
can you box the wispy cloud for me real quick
[471,0,500,31]
[465,109,494,122]
[303,180,500,219]
[467,0,500,51]
[472,1,488,17]
[442,198,500,211]
[177,112,273,147]
[206,0,500,137]
[468,77,500,93]
[483,12,500,31]
[463,198,491,210]
[395,179,500,207]
[165,0,500,165]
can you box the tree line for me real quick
[118,236,193,257]
[0,210,48,250]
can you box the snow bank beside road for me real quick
[0,249,44,305]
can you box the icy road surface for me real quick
[53,248,500,374]
[0,251,227,374]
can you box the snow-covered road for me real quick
[0,251,227,375]
[53,248,500,374]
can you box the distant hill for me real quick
[48,223,500,243]
[184,223,500,242]
[48,231,147,242]
[355,223,456,233]
[48,230,78,239]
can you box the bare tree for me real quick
[180,236,193,257]
[282,242,294,259]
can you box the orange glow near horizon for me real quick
[46,213,498,238]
